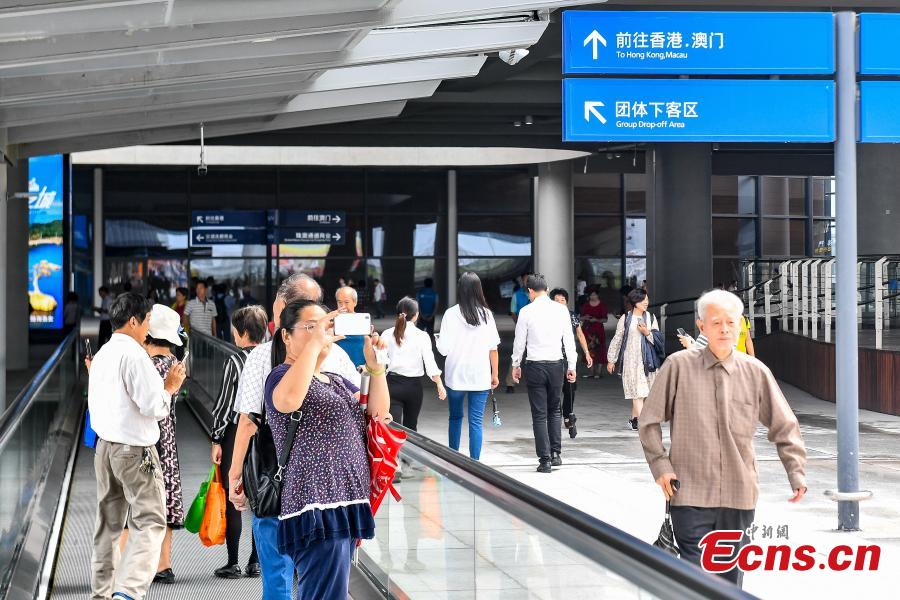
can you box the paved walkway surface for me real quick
[413,366,900,600]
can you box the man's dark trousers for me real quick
[524,360,565,460]
[670,506,755,588]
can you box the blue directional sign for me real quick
[192,210,267,228]
[191,228,267,246]
[563,11,835,75]
[278,228,346,245]
[859,82,900,143]
[279,210,346,228]
[563,79,835,143]
[859,14,900,75]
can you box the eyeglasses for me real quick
[290,321,318,333]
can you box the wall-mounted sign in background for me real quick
[563,78,835,142]
[190,229,268,246]
[192,210,268,228]
[563,11,835,75]
[859,13,900,75]
[28,154,65,330]
[279,210,347,228]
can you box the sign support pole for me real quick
[834,11,861,531]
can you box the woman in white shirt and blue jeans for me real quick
[383,297,446,431]
[436,273,501,460]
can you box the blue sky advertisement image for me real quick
[28,154,64,329]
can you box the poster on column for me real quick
[28,154,65,329]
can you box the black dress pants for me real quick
[387,373,424,431]
[562,380,577,422]
[670,505,755,588]
[525,360,564,460]
[220,422,258,567]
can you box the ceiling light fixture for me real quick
[524,115,533,126]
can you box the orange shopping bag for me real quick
[199,465,227,547]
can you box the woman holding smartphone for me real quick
[265,299,390,600]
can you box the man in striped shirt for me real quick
[183,281,217,337]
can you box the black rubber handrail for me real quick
[0,331,77,451]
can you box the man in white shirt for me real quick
[226,273,361,600]
[373,278,387,318]
[87,293,186,600]
[183,280,217,336]
[511,274,577,473]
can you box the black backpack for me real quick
[243,408,301,518]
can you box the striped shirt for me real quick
[184,298,217,335]
[211,347,252,443]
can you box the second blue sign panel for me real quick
[563,79,835,143]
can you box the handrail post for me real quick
[792,260,801,333]
[825,259,834,343]
[875,257,886,350]
[801,259,809,337]
[811,259,822,340]
[764,280,773,335]
[857,260,863,330]
[660,303,667,338]
[693,300,699,336]
[748,286,756,338]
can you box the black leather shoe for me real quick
[244,562,261,578]
[629,417,639,431]
[214,564,242,579]
[551,452,562,467]
[537,459,552,473]
[153,569,175,584]
[569,425,577,438]
[506,386,515,394]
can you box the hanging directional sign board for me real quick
[278,210,346,228]
[563,78,835,143]
[859,82,900,143]
[563,11,835,74]
[859,13,900,75]
[278,228,346,245]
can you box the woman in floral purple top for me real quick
[265,299,390,600]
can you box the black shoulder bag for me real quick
[243,408,302,518]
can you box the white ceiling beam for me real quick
[0,55,485,127]
[0,21,545,106]
[8,80,439,144]
[18,100,407,158]
[0,0,393,40]
[387,0,601,26]
[0,14,382,72]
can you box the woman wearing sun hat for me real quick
[144,303,187,585]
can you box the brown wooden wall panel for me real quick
[754,332,900,416]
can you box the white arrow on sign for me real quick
[196,233,205,242]
[333,233,342,242]
[583,30,607,60]
[333,215,342,224]
[584,101,606,124]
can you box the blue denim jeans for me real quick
[252,516,294,599]
[446,389,489,460]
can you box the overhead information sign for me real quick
[859,13,900,75]
[563,78,835,142]
[563,11,835,74]
[278,228,346,245]
[279,210,346,228]
[192,210,267,228]
[859,82,900,143]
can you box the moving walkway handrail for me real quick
[0,331,78,452]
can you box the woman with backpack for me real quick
[606,288,663,431]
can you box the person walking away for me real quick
[550,288,593,438]
[639,289,806,588]
[506,273,532,393]
[579,289,609,378]
[142,304,186,584]
[226,274,361,599]
[210,306,268,579]
[86,293,186,600]
[607,288,660,430]
[415,278,439,337]
[183,280,217,337]
[372,278,387,319]
[384,297,446,432]
[510,274,577,473]
[335,286,367,368]
[267,300,390,600]
[95,286,113,347]
[436,272,500,460]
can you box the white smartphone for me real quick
[181,350,190,364]
[333,313,371,337]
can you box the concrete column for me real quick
[93,168,103,306]
[857,144,900,256]
[0,132,7,410]
[447,170,457,307]
[6,159,29,370]
[649,143,712,335]
[535,162,574,299]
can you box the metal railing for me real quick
[0,332,81,599]
[186,333,754,600]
